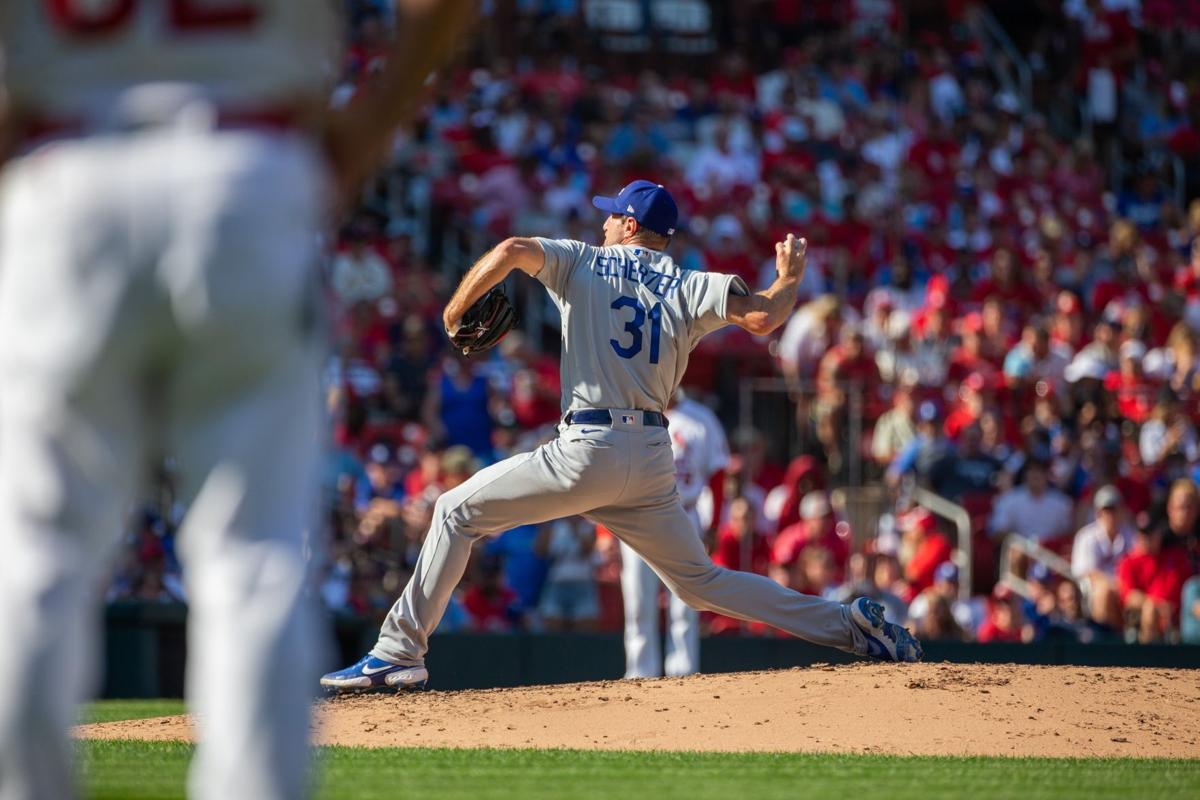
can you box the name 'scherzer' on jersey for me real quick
[594,248,683,301]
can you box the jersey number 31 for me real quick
[610,295,663,364]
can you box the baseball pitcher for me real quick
[621,390,728,678]
[0,3,476,799]
[324,178,921,690]
[322,179,921,693]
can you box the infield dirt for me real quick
[77,663,1200,758]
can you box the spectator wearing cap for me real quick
[870,387,917,467]
[765,455,827,535]
[977,584,1035,643]
[1064,343,1114,387]
[1111,338,1156,423]
[898,507,954,602]
[770,490,849,583]
[908,561,980,638]
[944,371,988,442]
[364,442,407,502]
[988,459,1075,549]
[1072,485,1136,628]
[1117,519,1197,642]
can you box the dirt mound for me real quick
[77,663,1200,758]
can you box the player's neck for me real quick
[620,235,668,252]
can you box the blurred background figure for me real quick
[621,391,729,679]
[0,2,478,798]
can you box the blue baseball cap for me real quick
[592,180,678,237]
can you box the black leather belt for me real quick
[564,409,668,428]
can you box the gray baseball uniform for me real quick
[371,239,870,665]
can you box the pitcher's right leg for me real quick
[358,430,628,675]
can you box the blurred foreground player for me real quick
[0,2,476,799]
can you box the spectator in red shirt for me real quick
[944,372,988,442]
[977,585,1034,643]
[1117,522,1196,642]
[769,455,827,535]
[704,215,758,285]
[948,313,1002,384]
[1051,290,1088,352]
[713,496,771,575]
[1110,339,1157,424]
[771,491,849,583]
[898,507,954,601]
[500,331,560,430]
[463,555,521,632]
[969,247,1043,317]
[1172,237,1200,300]
[818,325,880,402]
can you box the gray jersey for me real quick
[534,238,749,415]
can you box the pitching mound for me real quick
[77,663,1200,758]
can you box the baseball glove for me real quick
[449,286,518,356]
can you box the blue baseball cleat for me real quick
[320,654,429,693]
[850,597,923,663]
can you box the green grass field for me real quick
[80,701,1200,800]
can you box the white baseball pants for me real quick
[0,119,328,800]
[619,507,702,678]
[373,413,869,666]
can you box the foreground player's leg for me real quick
[171,348,323,800]
[0,401,141,800]
[0,142,150,800]
[165,129,329,800]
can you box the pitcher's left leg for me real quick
[370,433,626,668]
[591,499,870,656]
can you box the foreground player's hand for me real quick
[775,234,807,282]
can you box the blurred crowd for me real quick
[108,1,1200,645]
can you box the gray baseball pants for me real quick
[372,411,869,664]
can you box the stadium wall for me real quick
[102,603,1200,698]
